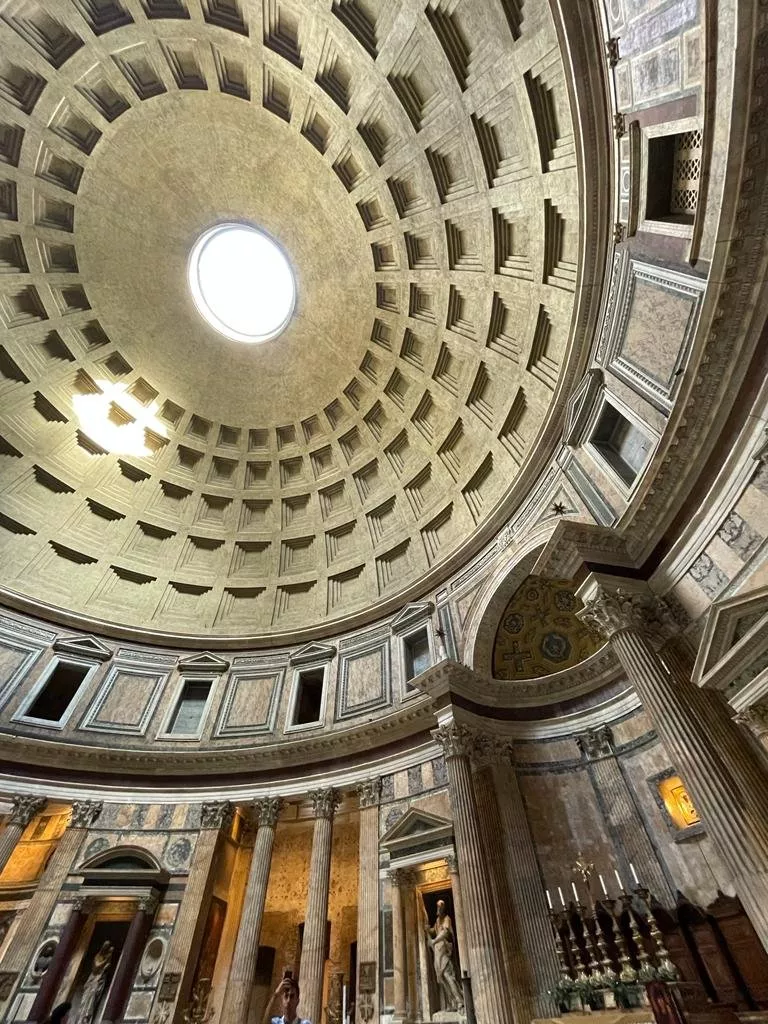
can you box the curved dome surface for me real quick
[0,0,587,639]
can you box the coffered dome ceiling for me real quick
[0,0,589,639]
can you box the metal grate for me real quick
[670,129,702,214]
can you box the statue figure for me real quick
[75,941,113,1024]
[422,899,464,1013]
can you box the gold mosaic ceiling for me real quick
[0,0,583,638]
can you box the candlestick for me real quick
[558,885,566,908]
[614,868,623,891]
[342,983,347,1024]
[546,888,553,910]
[571,880,579,903]
[599,873,608,897]
[630,862,639,885]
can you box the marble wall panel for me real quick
[215,669,282,736]
[336,642,390,719]
[80,666,166,734]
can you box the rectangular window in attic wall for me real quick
[404,627,431,682]
[25,660,90,722]
[646,130,701,226]
[168,678,212,735]
[292,667,324,726]
[590,403,652,488]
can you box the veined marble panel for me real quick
[336,640,391,720]
[215,668,283,737]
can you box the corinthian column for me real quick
[355,779,380,1024]
[578,576,768,952]
[0,795,47,875]
[220,797,282,1024]
[433,723,515,1024]
[161,801,233,1024]
[0,800,102,1009]
[299,788,340,1024]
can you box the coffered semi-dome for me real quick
[0,0,597,641]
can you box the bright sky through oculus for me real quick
[188,223,296,343]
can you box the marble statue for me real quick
[74,940,113,1024]
[422,900,464,1013]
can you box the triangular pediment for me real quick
[380,808,453,849]
[694,586,768,688]
[289,642,337,666]
[53,634,112,662]
[390,601,434,635]
[177,652,230,673]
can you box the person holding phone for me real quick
[261,974,311,1024]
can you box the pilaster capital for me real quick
[445,854,459,875]
[356,778,382,809]
[69,800,102,830]
[576,724,615,760]
[71,895,94,914]
[9,794,47,827]
[253,796,282,828]
[577,582,676,642]
[138,892,159,915]
[471,733,514,768]
[432,721,477,760]
[200,800,233,831]
[735,703,768,738]
[388,867,417,889]
[309,788,341,819]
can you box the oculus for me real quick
[187,223,296,343]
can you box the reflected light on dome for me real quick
[187,223,296,343]
[73,381,168,457]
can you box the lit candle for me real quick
[342,984,347,1024]
[546,888,553,910]
[630,862,639,885]
[599,873,608,897]
[557,885,566,908]
[614,868,623,891]
[571,881,579,903]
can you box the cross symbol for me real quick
[503,641,532,672]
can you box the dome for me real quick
[0,0,593,642]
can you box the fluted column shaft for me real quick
[473,760,536,1024]
[0,799,102,1013]
[299,789,339,1024]
[388,871,409,1022]
[27,899,88,1022]
[491,759,559,1018]
[580,579,768,953]
[163,801,232,1024]
[220,798,282,1024]
[355,780,380,1024]
[0,797,46,877]
[435,724,515,1024]
[102,895,157,1024]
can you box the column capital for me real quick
[576,724,615,760]
[253,796,282,828]
[472,733,514,768]
[356,778,382,809]
[445,854,459,875]
[200,800,233,831]
[735,703,768,738]
[69,799,103,829]
[309,788,341,819]
[9,795,47,827]
[577,578,677,642]
[138,892,159,914]
[71,895,94,913]
[432,721,478,759]
[388,867,417,889]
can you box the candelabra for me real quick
[636,887,678,981]
[611,897,638,983]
